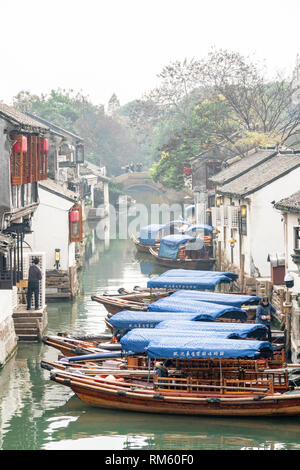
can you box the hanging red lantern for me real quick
[43,138,49,152]
[69,210,79,222]
[183,166,192,176]
[13,136,27,153]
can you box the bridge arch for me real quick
[114,171,162,193]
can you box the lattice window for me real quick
[10,135,24,185]
[11,134,48,185]
[223,205,229,227]
[228,206,239,229]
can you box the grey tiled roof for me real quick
[274,190,300,213]
[217,152,300,198]
[39,179,77,202]
[0,103,49,132]
[25,112,83,141]
[210,148,277,185]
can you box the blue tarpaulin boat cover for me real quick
[139,224,166,245]
[147,299,247,320]
[158,234,196,259]
[120,328,232,353]
[170,290,261,307]
[160,269,238,280]
[184,205,195,218]
[146,337,273,360]
[155,320,268,338]
[147,276,232,291]
[164,220,191,228]
[184,224,213,235]
[108,310,223,331]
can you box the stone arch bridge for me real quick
[114,171,163,194]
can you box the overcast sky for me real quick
[1,0,299,107]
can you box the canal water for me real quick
[1,199,300,450]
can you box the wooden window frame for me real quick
[294,227,300,249]
[205,161,222,190]
[11,134,48,186]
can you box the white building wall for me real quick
[0,290,18,366]
[215,166,300,278]
[248,168,300,277]
[26,187,75,271]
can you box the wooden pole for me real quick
[218,241,222,271]
[240,254,245,293]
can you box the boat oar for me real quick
[66,350,136,362]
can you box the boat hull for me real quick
[149,247,216,270]
[91,292,170,315]
[132,236,158,253]
[55,376,300,417]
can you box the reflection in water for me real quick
[1,192,300,450]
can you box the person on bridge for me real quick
[129,161,135,172]
[137,162,143,172]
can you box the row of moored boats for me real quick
[41,265,300,417]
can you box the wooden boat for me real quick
[41,334,120,357]
[132,221,191,254]
[48,355,300,416]
[149,246,216,270]
[91,291,171,315]
[132,235,159,253]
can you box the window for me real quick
[10,134,48,186]
[206,162,222,190]
[240,205,247,236]
[294,227,300,249]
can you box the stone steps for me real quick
[12,306,47,342]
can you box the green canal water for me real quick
[1,205,300,450]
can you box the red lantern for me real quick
[43,138,49,152]
[13,136,27,153]
[70,210,79,222]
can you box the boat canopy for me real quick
[147,275,233,291]
[139,224,166,245]
[164,219,191,228]
[170,290,261,307]
[155,320,268,339]
[146,337,273,360]
[158,234,196,259]
[184,224,214,235]
[147,299,247,321]
[120,328,232,354]
[109,304,248,331]
[184,204,195,217]
[108,310,201,330]
[160,269,238,280]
